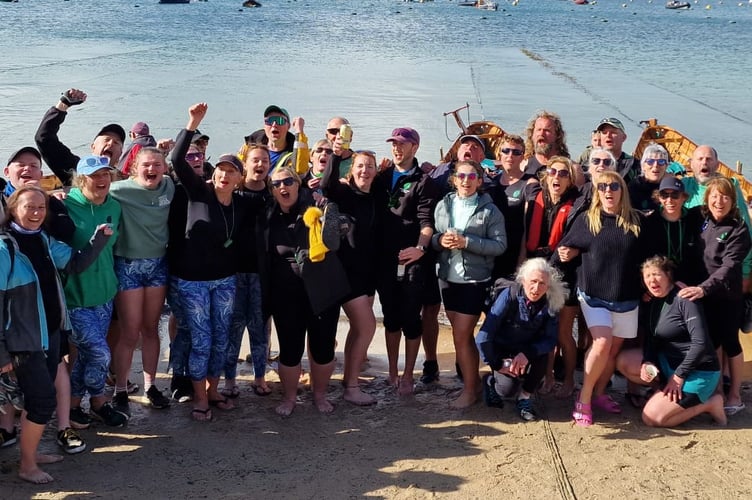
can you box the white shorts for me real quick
[578,295,638,339]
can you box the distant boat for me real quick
[0,0,20,3]
[573,0,589,4]
[158,0,190,4]
[457,0,497,9]
[665,1,691,8]
[242,0,261,6]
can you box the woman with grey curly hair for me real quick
[475,257,566,421]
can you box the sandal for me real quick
[191,408,213,422]
[573,400,592,427]
[592,394,622,414]
[220,387,240,399]
[252,384,272,397]
[209,398,235,410]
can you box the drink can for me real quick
[340,124,353,150]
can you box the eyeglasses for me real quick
[185,152,205,162]
[590,157,613,167]
[326,128,340,136]
[83,156,110,168]
[314,147,333,154]
[644,158,668,167]
[597,182,621,192]
[500,147,524,157]
[271,177,296,188]
[659,190,681,200]
[264,116,288,126]
[454,172,479,182]
[546,168,570,178]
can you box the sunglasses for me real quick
[597,182,621,192]
[546,168,570,178]
[185,152,205,162]
[326,128,340,136]
[590,157,613,167]
[271,177,296,189]
[314,147,333,154]
[455,172,479,182]
[644,158,668,167]
[500,147,524,157]
[659,190,681,200]
[83,156,110,168]
[264,116,288,126]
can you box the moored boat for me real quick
[440,104,507,163]
[573,0,589,5]
[159,0,190,4]
[665,1,691,9]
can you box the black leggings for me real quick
[496,351,548,394]
[14,330,60,425]
[272,296,340,367]
[704,297,743,358]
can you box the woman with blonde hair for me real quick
[557,170,646,426]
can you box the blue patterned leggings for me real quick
[225,273,266,380]
[69,301,114,399]
[173,276,236,381]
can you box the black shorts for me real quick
[377,263,425,340]
[703,296,743,357]
[422,262,442,307]
[440,280,490,316]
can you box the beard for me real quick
[535,142,553,156]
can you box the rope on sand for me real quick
[539,399,578,500]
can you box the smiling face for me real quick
[81,169,113,204]
[4,152,43,187]
[546,161,571,199]
[350,153,376,192]
[390,140,419,170]
[707,186,733,221]
[133,151,166,189]
[91,133,124,167]
[244,147,271,184]
[642,264,672,299]
[270,170,299,212]
[522,269,549,303]
[10,189,47,231]
[452,162,482,198]
[658,189,685,218]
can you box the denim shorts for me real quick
[115,256,168,290]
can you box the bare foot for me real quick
[449,390,477,409]
[343,386,377,406]
[397,377,414,396]
[191,407,213,422]
[388,376,399,388]
[19,467,54,484]
[35,453,64,464]
[555,382,575,399]
[275,399,296,417]
[708,394,728,425]
[313,396,335,414]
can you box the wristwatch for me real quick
[416,245,427,252]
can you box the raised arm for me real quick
[169,103,209,199]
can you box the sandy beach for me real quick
[2,317,752,499]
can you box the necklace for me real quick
[219,197,235,248]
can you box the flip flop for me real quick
[208,398,235,410]
[220,387,240,399]
[724,402,745,416]
[191,408,213,422]
[252,384,272,397]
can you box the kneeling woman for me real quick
[616,256,726,427]
[0,186,110,483]
[475,258,565,421]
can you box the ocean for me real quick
[1,0,751,172]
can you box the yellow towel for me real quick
[303,206,328,262]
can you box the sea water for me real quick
[0,0,750,171]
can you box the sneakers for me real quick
[105,373,140,395]
[0,427,18,448]
[170,375,194,403]
[482,373,504,409]
[91,402,128,427]
[0,372,24,411]
[111,391,131,420]
[146,386,171,409]
[517,398,537,422]
[419,360,439,384]
[57,427,86,454]
[70,406,93,430]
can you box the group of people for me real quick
[0,92,748,484]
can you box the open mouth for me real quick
[145,173,158,182]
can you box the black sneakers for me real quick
[420,360,439,384]
[146,386,171,409]
[57,428,86,454]
[91,402,128,427]
[517,398,538,422]
[70,406,93,430]
[112,391,131,420]
[482,373,504,409]
[0,427,17,448]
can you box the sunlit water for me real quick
[1,0,751,171]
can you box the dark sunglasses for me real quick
[546,168,570,179]
[644,158,668,167]
[83,156,110,167]
[314,147,333,154]
[185,152,205,162]
[326,128,340,136]
[597,182,621,192]
[500,147,524,157]
[455,172,479,181]
[659,190,681,200]
[590,157,613,167]
[264,116,288,126]
[271,177,296,188]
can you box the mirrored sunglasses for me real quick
[264,116,288,126]
[455,172,479,182]
[500,147,524,157]
[645,158,668,167]
[84,156,110,168]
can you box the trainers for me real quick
[419,360,439,384]
[0,372,24,411]
[170,375,193,403]
[0,427,18,448]
[517,398,537,422]
[482,373,504,409]
[57,427,86,454]
[111,391,131,420]
[70,406,92,430]
[146,386,171,409]
[105,373,140,395]
[91,402,127,427]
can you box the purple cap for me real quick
[460,135,485,152]
[6,146,42,167]
[658,175,684,193]
[386,127,420,145]
[215,154,244,173]
[130,122,150,137]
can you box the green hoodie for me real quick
[63,188,121,308]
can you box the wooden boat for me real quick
[440,104,507,163]
[665,1,691,9]
[634,118,752,200]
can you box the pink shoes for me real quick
[592,394,622,414]
[573,400,592,427]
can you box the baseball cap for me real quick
[96,123,126,143]
[215,154,244,173]
[6,146,42,167]
[191,129,210,143]
[658,175,684,193]
[596,118,625,133]
[386,127,420,145]
[77,155,113,176]
[130,122,150,137]
[264,105,290,120]
[460,135,485,152]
